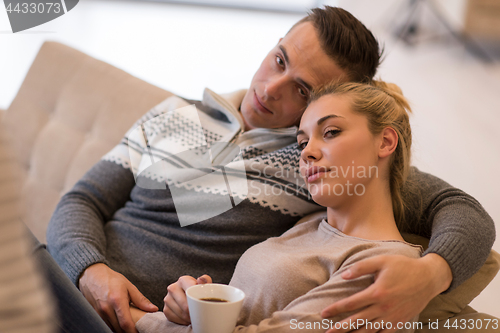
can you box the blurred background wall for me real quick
[1,0,499,317]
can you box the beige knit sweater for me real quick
[136,218,422,333]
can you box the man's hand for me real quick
[163,275,212,325]
[322,254,453,333]
[79,263,158,333]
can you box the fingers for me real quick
[97,302,125,333]
[163,294,191,325]
[117,280,156,332]
[115,296,139,333]
[177,275,198,291]
[322,285,375,318]
[163,275,212,325]
[127,281,158,312]
[163,276,196,324]
[79,265,151,332]
[86,294,123,332]
[196,274,212,284]
[341,257,386,280]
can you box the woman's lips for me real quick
[307,171,327,183]
[253,92,273,114]
[304,166,329,183]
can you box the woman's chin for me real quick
[309,193,341,209]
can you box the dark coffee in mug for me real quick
[200,297,229,303]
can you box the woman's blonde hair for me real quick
[309,80,412,227]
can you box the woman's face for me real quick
[297,94,381,208]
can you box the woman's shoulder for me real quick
[341,237,423,267]
[277,214,325,238]
[371,239,423,258]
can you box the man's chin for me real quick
[241,106,262,130]
[242,117,260,131]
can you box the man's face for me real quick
[240,22,347,131]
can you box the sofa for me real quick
[1,41,498,331]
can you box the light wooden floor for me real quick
[1,0,499,317]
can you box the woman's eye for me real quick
[324,129,340,138]
[298,141,308,150]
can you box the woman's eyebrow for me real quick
[317,114,344,126]
[297,114,344,137]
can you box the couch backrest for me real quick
[3,41,173,242]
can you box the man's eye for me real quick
[276,56,284,67]
[298,141,308,150]
[298,87,308,97]
[325,129,340,138]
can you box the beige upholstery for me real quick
[2,41,173,242]
[0,117,24,225]
[0,118,58,332]
[2,42,498,330]
[404,236,500,323]
[419,306,499,333]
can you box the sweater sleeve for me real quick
[46,96,183,286]
[46,159,136,286]
[401,167,496,291]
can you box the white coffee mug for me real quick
[186,283,245,333]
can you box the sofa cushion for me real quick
[3,41,174,242]
[0,124,25,224]
[418,306,499,333]
[419,249,500,321]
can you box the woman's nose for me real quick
[301,142,320,162]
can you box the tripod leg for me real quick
[394,0,423,45]
[425,0,494,62]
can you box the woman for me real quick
[130,80,423,332]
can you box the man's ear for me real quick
[378,127,398,159]
[278,37,283,44]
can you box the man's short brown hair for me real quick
[291,6,381,83]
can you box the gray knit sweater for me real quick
[46,89,495,308]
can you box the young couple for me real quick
[46,6,495,333]
[131,76,424,332]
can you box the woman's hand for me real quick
[163,275,212,325]
[321,254,452,333]
[129,306,148,324]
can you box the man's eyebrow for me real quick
[279,45,289,65]
[317,114,344,125]
[296,129,305,137]
[279,45,313,92]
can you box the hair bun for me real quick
[372,80,411,114]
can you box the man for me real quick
[47,6,495,333]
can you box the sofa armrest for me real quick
[417,305,499,333]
